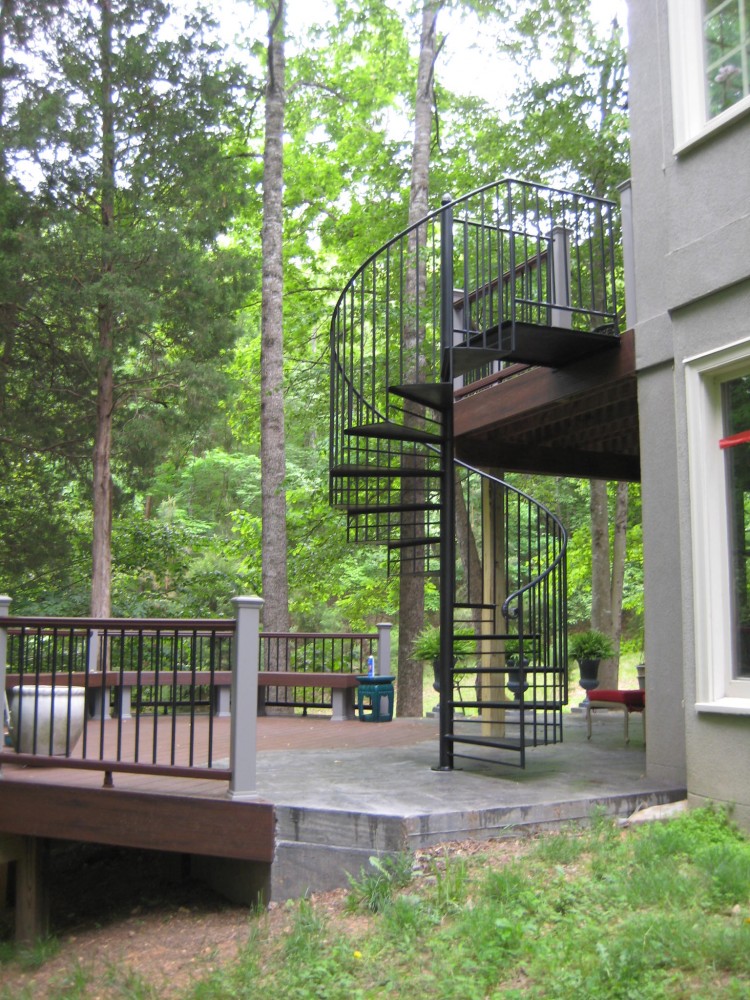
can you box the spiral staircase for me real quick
[329,178,620,768]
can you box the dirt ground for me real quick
[0,837,529,998]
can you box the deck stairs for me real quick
[329,178,620,768]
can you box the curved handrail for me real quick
[329,177,619,498]
[455,456,567,624]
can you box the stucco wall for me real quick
[627,0,750,807]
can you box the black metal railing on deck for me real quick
[1,617,387,779]
[1,617,235,780]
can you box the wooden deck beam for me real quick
[0,780,275,862]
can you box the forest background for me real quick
[0,1,640,687]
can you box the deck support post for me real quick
[228,595,263,799]
[15,836,49,945]
[437,195,456,771]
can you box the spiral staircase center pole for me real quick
[437,194,456,771]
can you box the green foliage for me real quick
[569,628,616,662]
[412,625,475,662]
[345,853,415,914]
[0,0,643,636]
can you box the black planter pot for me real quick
[506,656,530,697]
[578,657,602,692]
[432,658,441,692]
[432,656,461,693]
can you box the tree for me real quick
[0,1,250,614]
[491,1,631,681]
[394,1,444,718]
[260,0,290,633]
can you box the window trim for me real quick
[668,0,750,153]
[685,337,750,713]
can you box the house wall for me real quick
[628,0,750,824]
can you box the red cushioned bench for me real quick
[586,689,646,744]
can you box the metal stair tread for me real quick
[345,420,442,444]
[446,345,509,379]
[446,733,525,751]
[331,464,442,479]
[389,382,454,411]
[343,502,441,515]
[386,535,441,550]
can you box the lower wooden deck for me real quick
[0,714,434,862]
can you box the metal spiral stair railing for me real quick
[446,460,568,768]
[329,178,619,768]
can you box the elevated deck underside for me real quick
[454,329,639,482]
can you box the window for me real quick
[720,375,750,679]
[669,0,750,150]
[705,0,750,116]
[686,339,750,712]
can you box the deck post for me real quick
[228,595,263,800]
[15,836,49,945]
[551,226,572,329]
[376,622,392,676]
[617,179,637,328]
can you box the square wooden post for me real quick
[228,595,263,800]
[15,836,49,945]
[376,622,392,676]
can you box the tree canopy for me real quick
[0,0,641,653]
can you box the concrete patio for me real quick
[255,709,685,900]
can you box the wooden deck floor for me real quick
[0,715,436,861]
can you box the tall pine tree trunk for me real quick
[260,0,289,633]
[396,1,441,718]
[91,0,115,618]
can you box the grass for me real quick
[3,807,748,997]
[186,806,750,999]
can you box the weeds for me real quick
[0,935,60,971]
[345,852,414,913]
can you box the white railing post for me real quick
[376,622,392,676]
[0,596,10,771]
[551,225,572,329]
[228,595,263,800]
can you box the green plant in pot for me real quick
[504,637,530,697]
[568,629,615,693]
[412,625,474,693]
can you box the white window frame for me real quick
[686,337,750,714]
[668,0,750,152]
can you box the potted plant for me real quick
[504,637,530,696]
[568,629,615,692]
[412,625,474,693]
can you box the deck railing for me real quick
[0,597,390,795]
[260,630,381,712]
